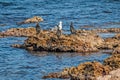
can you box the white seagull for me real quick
[58,21,62,30]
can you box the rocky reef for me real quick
[43,61,111,80]
[42,53,120,80]
[12,28,104,52]
[0,27,36,37]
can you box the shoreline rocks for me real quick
[42,61,111,80]
[4,27,119,52]
[42,53,120,80]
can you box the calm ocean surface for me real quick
[0,0,120,80]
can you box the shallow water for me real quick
[0,0,120,80]
[0,37,110,80]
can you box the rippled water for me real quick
[0,0,119,80]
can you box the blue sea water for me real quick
[0,0,120,80]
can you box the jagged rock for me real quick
[17,16,43,25]
[97,68,120,80]
[112,45,120,54]
[0,27,48,37]
[100,36,120,49]
[0,27,36,37]
[18,31,104,52]
[42,61,111,80]
[104,54,120,70]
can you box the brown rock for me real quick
[97,68,120,80]
[42,61,111,80]
[21,31,103,52]
[112,46,120,54]
[100,37,120,49]
[104,54,120,70]
[17,16,43,25]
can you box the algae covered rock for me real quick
[21,31,103,52]
[42,61,111,80]
[0,27,36,37]
[101,36,120,49]
[104,54,120,70]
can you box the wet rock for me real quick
[92,28,120,33]
[97,68,120,80]
[112,45,120,54]
[20,31,103,52]
[11,44,22,48]
[42,61,111,80]
[0,27,39,37]
[115,33,120,39]
[104,54,120,70]
[100,36,120,49]
[17,16,43,25]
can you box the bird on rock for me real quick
[70,22,76,34]
[56,21,62,39]
[58,21,62,30]
[36,23,41,34]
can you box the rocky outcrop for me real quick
[104,54,120,70]
[97,68,120,80]
[0,27,36,37]
[42,54,120,80]
[42,61,111,80]
[15,30,104,52]
[100,33,120,49]
[0,27,49,37]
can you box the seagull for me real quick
[51,21,62,32]
[70,22,76,34]
[56,25,62,39]
[58,21,62,30]
[56,21,62,39]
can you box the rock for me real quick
[104,54,120,70]
[100,36,120,49]
[11,44,22,48]
[0,27,35,37]
[92,28,120,33]
[115,33,120,39]
[0,27,47,37]
[97,68,120,80]
[17,16,43,25]
[21,31,103,52]
[42,61,111,80]
[112,45,120,54]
